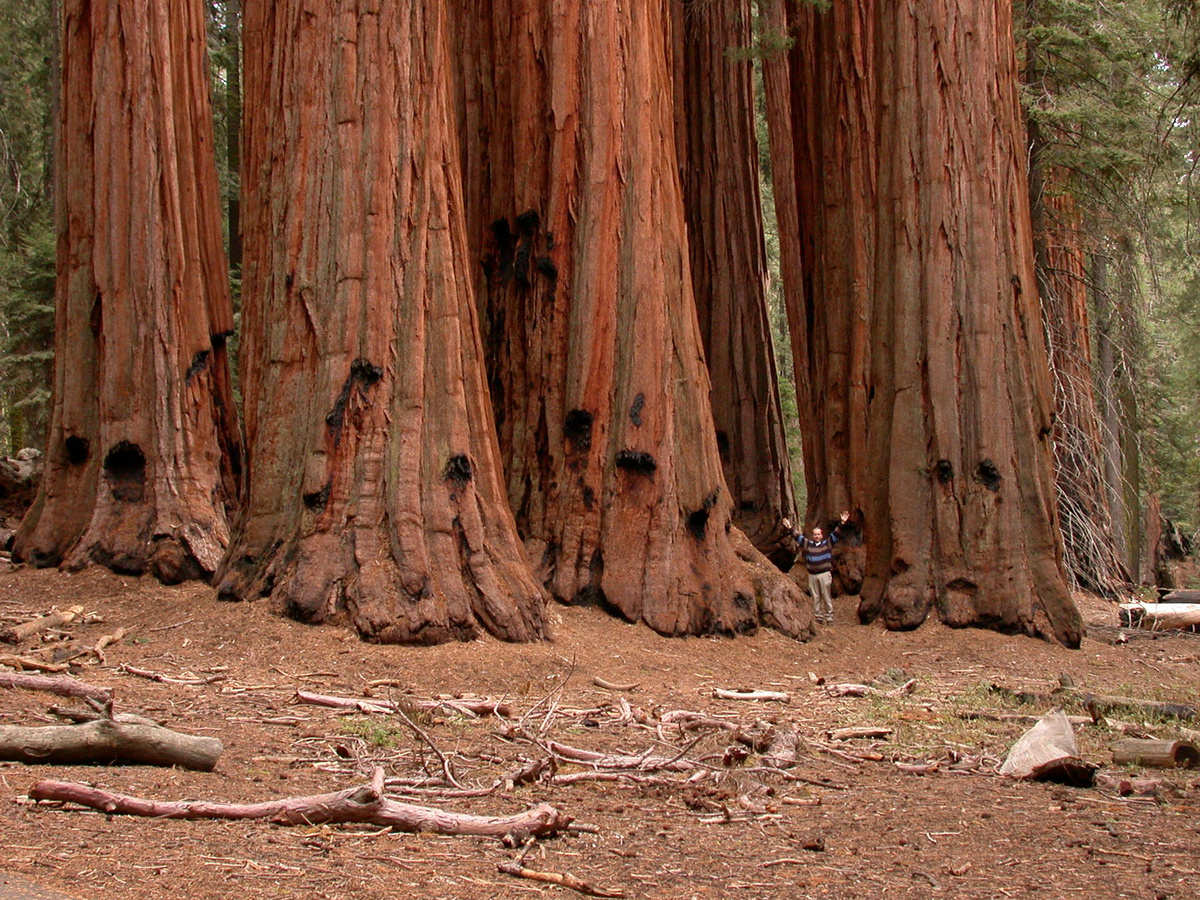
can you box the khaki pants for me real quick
[808,571,833,623]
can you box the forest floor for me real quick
[0,564,1199,900]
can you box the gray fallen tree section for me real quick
[0,719,223,771]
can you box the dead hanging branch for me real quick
[29,767,573,841]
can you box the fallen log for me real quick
[987,681,1196,721]
[713,688,789,702]
[1,606,84,644]
[294,689,511,718]
[1111,738,1199,769]
[0,719,222,770]
[828,726,894,742]
[1119,601,1200,630]
[30,768,572,841]
[0,671,113,705]
[1079,692,1196,722]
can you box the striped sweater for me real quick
[794,526,842,575]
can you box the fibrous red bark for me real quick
[858,0,1081,644]
[215,1,547,644]
[671,0,797,564]
[775,0,875,544]
[773,0,1081,644]
[15,0,241,583]
[458,0,810,637]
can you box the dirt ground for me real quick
[1,564,1198,900]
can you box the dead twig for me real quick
[592,676,640,692]
[119,664,226,686]
[389,702,465,790]
[498,859,625,898]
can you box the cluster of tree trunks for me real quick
[17,0,1084,647]
[768,0,1081,645]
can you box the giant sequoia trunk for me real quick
[215,1,547,644]
[764,0,877,594]
[457,0,811,638]
[15,0,241,583]
[777,0,875,541]
[671,0,797,565]
[1022,13,1128,597]
[858,0,1081,644]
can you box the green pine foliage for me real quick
[1018,0,1200,537]
[0,0,56,455]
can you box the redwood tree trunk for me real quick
[1022,10,1128,597]
[15,0,241,583]
[767,0,877,593]
[458,0,811,638]
[858,0,1081,644]
[215,1,547,644]
[671,0,797,565]
[783,0,875,537]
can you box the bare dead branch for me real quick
[498,859,625,898]
[118,664,226,686]
[30,769,572,841]
[713,688,790,702]
[592,676,640,692]
[0,670,113,704]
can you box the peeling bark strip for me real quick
[29,771,572,842]
[13,0,241,584]
[215,1,546,644]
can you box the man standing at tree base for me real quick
[783,511,850,625]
